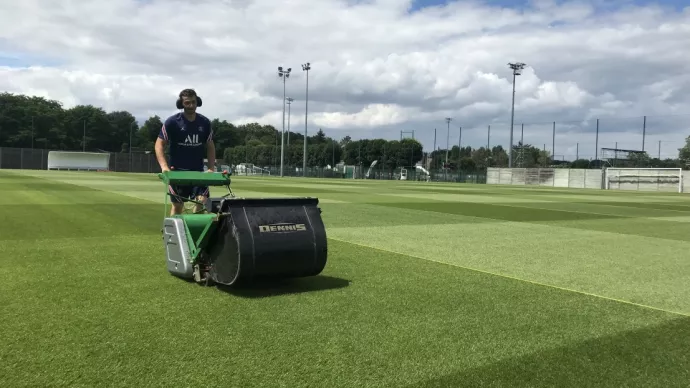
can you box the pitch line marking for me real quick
[328,237,690,318]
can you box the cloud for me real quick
[0,0,689,160]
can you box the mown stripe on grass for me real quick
[369,200,690,241]
[318,203,498,228]
[578,200,690,212]
[6,171,353,205]
[369,201,621,222]
[327,222,690,316]
[519,200,690,218]
[545,216,690,242]
[0,203,161,241]
[647,216,690,223]
[400,315,690,388]
[381,192,558,203]
[0,238,686,388]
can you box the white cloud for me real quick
[0,0,689,160]
[313,104,413,128]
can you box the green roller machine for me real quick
[158,170,328,287]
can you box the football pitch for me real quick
[1,169,688,387]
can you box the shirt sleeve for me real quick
[206,119,214,143]
[158,118,172,141]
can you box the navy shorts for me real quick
[168,185,210,203]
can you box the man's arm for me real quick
[206,140,216,171]
[155,121,171,172]
[155,138,170,172]
[206,121,216,171]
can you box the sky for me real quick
[1,0,689,161]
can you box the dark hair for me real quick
[179,89,197,99]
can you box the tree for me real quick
[2,91,686,171]
[678,136,690,163]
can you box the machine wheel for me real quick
[192,263,212,286]
[193,265,203,283]
[201,275,214,287]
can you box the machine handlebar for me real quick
[158,170,231,187]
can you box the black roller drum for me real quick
[206,197,328,286]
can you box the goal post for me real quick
[604,167,683,193]
[47,151,111,171]
[234,163,271,176]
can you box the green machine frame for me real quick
[158,169,329,287]
[159,170,233,270]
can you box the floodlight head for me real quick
[302,63,311,71]
[508,62,526,75]
[279,66,292,77]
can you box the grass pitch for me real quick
[1,169,689,387]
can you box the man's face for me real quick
[181,96,197,112]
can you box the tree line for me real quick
[1,91,687,171]
[0,92,424,169]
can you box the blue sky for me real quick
[409,0,689,12]
[0,37,62,68]
[0,49,61,68]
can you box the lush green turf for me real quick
[1,169,689,387]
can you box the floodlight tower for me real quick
[445,117,452,165]
[278,66,292,177]
[301,62,311,177]
[508,62,526,168]
[286,97,294,142]
[286,97,294,169]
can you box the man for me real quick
[155,88,216,215]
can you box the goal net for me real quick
[604,168,683,193]
[47,151,110,171]
[234,163,270,176]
